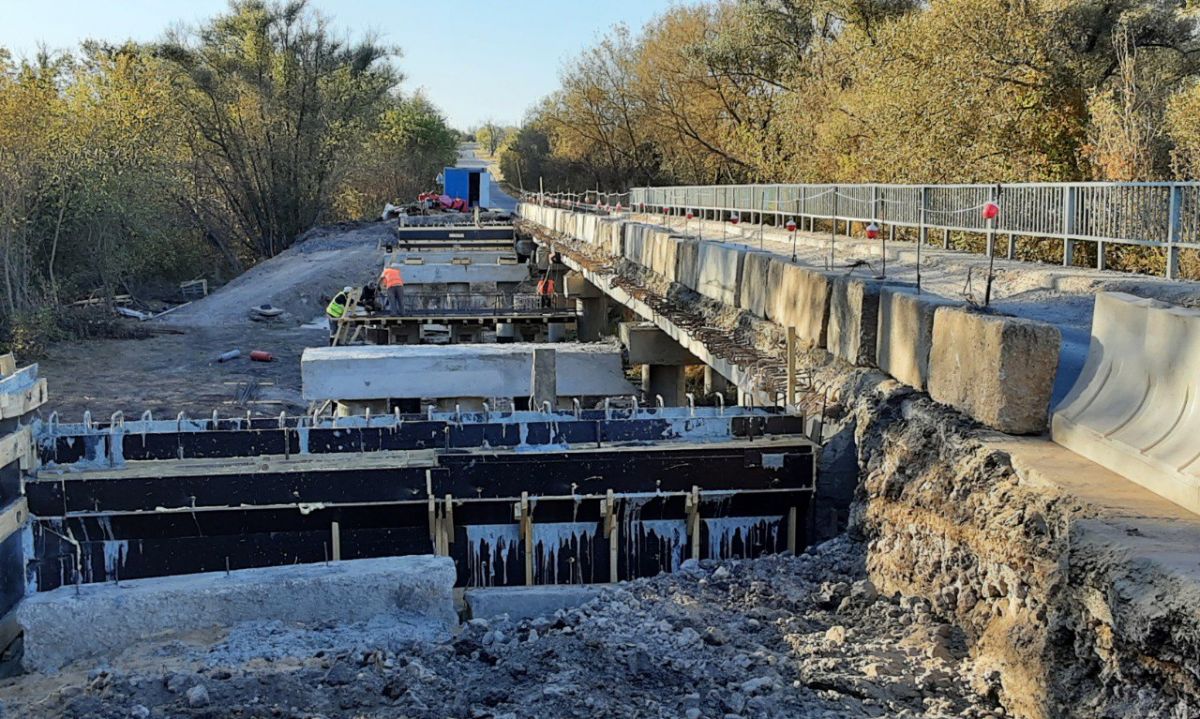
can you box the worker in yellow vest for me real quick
[325,286,351,345]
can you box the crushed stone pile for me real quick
[5,537,1005,719]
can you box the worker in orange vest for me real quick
[537,275,556,309]
[380,266,405,314]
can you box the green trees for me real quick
[0,0,459,353]
[508,0,1200,191]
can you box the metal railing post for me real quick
[1167,183,1182,279]
[1062,185,1076,267]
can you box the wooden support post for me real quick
[787,507,797,555]
[686,486,701,561]
[0,353,15,378]
[427,496,439,554]
[601,489,618,583]
[519,491,534,585]
[331,521,341,562]
[785,327,797,407]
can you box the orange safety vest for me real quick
[537,278,555,295]
[380,267,404,288]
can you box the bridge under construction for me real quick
[1,177,1199,719]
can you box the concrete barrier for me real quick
[645,230,683,282]
[676,240,701,289]
[19,556,458,672]
[738,251,775,319]
[875,288,960,391]
[1052,292,1200,514]
[929,307,1061,435]
[828,278,883,366]
[623,223,650,266]
[767,261,831,347]
[692,243,747,305]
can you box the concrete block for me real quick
[644,230,683,281]
[692,243,746,306]
[466,585,601,622]
[18,556,457,672]
[737,251,774,318]
[620,322,700,365]
[828,278,883,366]
[929,307,1061,435]
[675,239,701,288]
[394,263,529,285]
[623,223,649,266]
[642,364,687,406]
[302,344,635,401]
[766,261,831,347]
[564,271,601,299]
[1053,292,1200,514]
[530,348,556,408]
[875,288,959,391]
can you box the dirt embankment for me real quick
[802,361,1200,719]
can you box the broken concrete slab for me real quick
[302,343,635,402]
[929,307,1061,435]
[875,288,960,392]
[18,555,457,673]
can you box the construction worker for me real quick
[537,274,556,309]
[380,266,405,314]
[325,286,351,345]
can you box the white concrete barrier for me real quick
[1052,292,1200,514]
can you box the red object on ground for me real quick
[249,350,274,362]
[982,201,1000,220]
[785,219,797,232]
[866,222,880,240]
[730,212,740,225]
[686,210,694,220]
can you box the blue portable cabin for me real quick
[442,167,492,208]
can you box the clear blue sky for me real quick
[0,0,683,130]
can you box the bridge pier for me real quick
[577,296,610,341]
[642,364,687,406]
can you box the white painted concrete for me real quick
[302,343,635,401]
[1053,292,1200,514]
[391,263,529,285]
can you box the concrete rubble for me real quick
[3,539,1004,719]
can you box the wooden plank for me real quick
[0,498,29,544]
[331,521,342,561]
[0,427,32,470]
[0,354,14,378]
[0,378,48,420]
[785,327,796,405]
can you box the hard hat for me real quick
[343,286,353,293]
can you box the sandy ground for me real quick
[0,538,1003,719]
[32,151,519,421]
[640,213,1200,405]
[35,222,394,420]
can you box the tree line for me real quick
[500,0,1200,191]
[0,0,458,353]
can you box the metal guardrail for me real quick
[616,182,1200,279]
[520,190,631,215]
